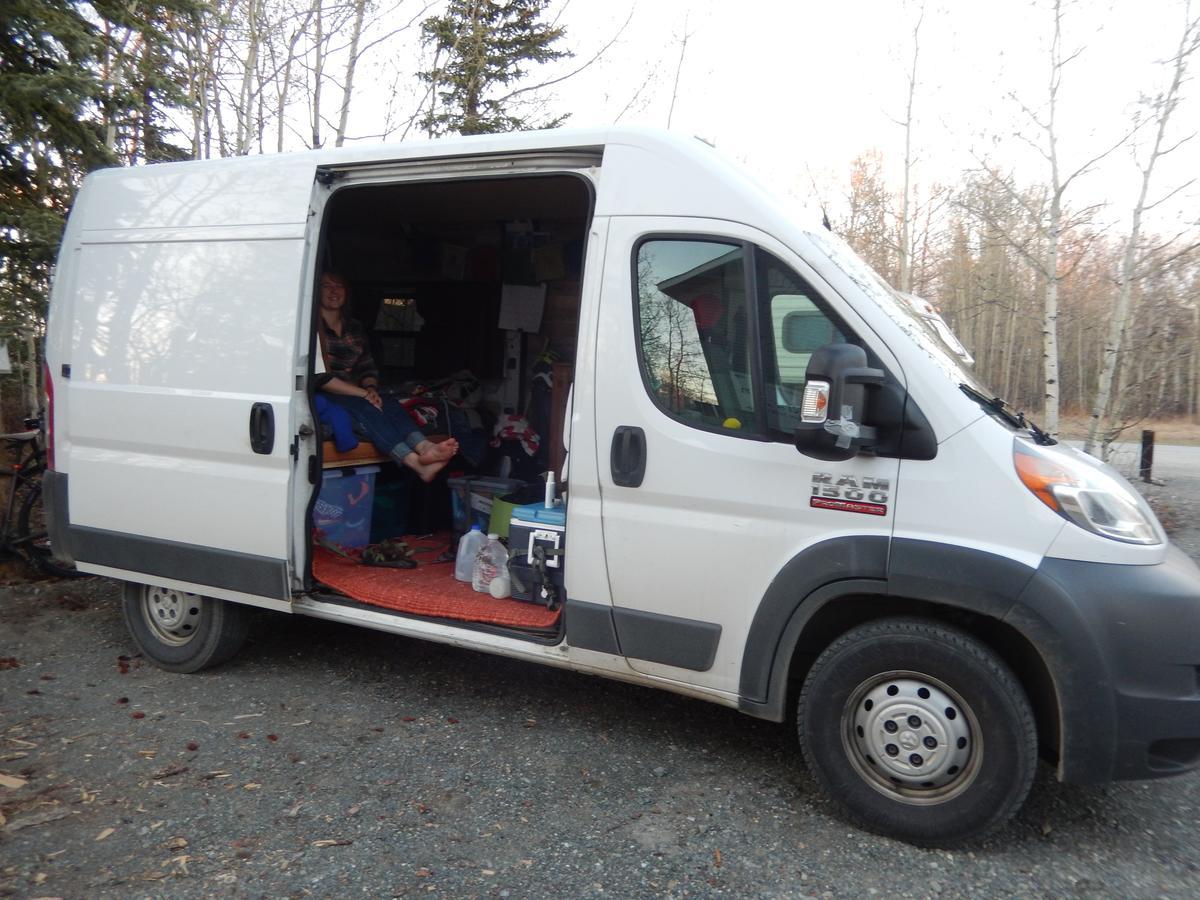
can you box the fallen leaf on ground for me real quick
[7,739,37,749]
[523,719,537,728]
[289,720,312,726]
[151,764,188,780]
[186,742,198,752]
[415,867,432,877]
[243,783,262,790]
[267,734,278,742]
[0,772,28,789]
[312,839,352,847]
[0,752,28,762]
[131,712,145,720]
[165,837,188,850]
[284,801,304,817]
[95,827,115,841]
[713,848,722,868]
[166,854,191,874]
[0,658,19,670]
[234,713,264,719]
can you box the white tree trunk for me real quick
[1042,202,1061,435]
[1085,6,1199,453]
[335,0,368,147]
[898,6,923,294]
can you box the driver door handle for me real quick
[610,425,646,487]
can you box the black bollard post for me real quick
[1140,429,1154,483]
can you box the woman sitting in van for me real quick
[316,271,458,482]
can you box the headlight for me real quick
[1013,439,1161,545]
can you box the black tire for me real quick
[16,480,83,578]
[797,616,1037,847]
[122,582,250,673]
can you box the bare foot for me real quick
[404,454,450,483]
[416,438,458,464]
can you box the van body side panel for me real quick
[562,215,615,611]
[64,236,303,566]
[76,155,316,232]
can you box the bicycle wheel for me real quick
[17,480,82,578]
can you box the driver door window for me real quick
[635,239,754,433]
[633,238,857,440]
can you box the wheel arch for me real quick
[739,541,1067,773]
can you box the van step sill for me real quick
[296,592,563,646]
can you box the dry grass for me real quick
[1056,414,1200,446]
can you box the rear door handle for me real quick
[610,425,646,487]
[249,403,275,454]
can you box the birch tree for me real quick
[1084,2,1200,455]
[967,0,1129,433]
[897,3,924,294]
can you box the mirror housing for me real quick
[794,343,885,461]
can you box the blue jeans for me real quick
[325,394,426,463]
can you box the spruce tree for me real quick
[0,0,111,336]
[419,0,571,136]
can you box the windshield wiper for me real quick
[959,385,1056,445]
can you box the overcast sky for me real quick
[350,0,1199,232]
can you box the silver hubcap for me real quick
[843,671,981,804]
[141,587,204,646]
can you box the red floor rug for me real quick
[311,536,562,630]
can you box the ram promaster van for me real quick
[42,128,1200,845]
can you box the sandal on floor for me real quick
[362,540,417,569]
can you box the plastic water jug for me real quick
[472,533,508,593]
[454,526,487,582]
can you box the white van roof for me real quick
[73,127,819,239]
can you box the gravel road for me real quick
[2,455,1199,898]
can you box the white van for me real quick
[42,128,1200,845]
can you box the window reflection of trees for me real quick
[638,242,743,423]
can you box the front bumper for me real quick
[1008,543,1200,782]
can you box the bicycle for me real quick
[0,415,80,578]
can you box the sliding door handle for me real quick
[249,403,275,455]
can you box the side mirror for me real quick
[794,343,885,461]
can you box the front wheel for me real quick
[797,617,1037,846]
[122,583,250,673]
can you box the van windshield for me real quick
[805,229,994,398]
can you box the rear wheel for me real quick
[797,616,1037,846]
[16,480,81,578]
[122,583,250,673]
